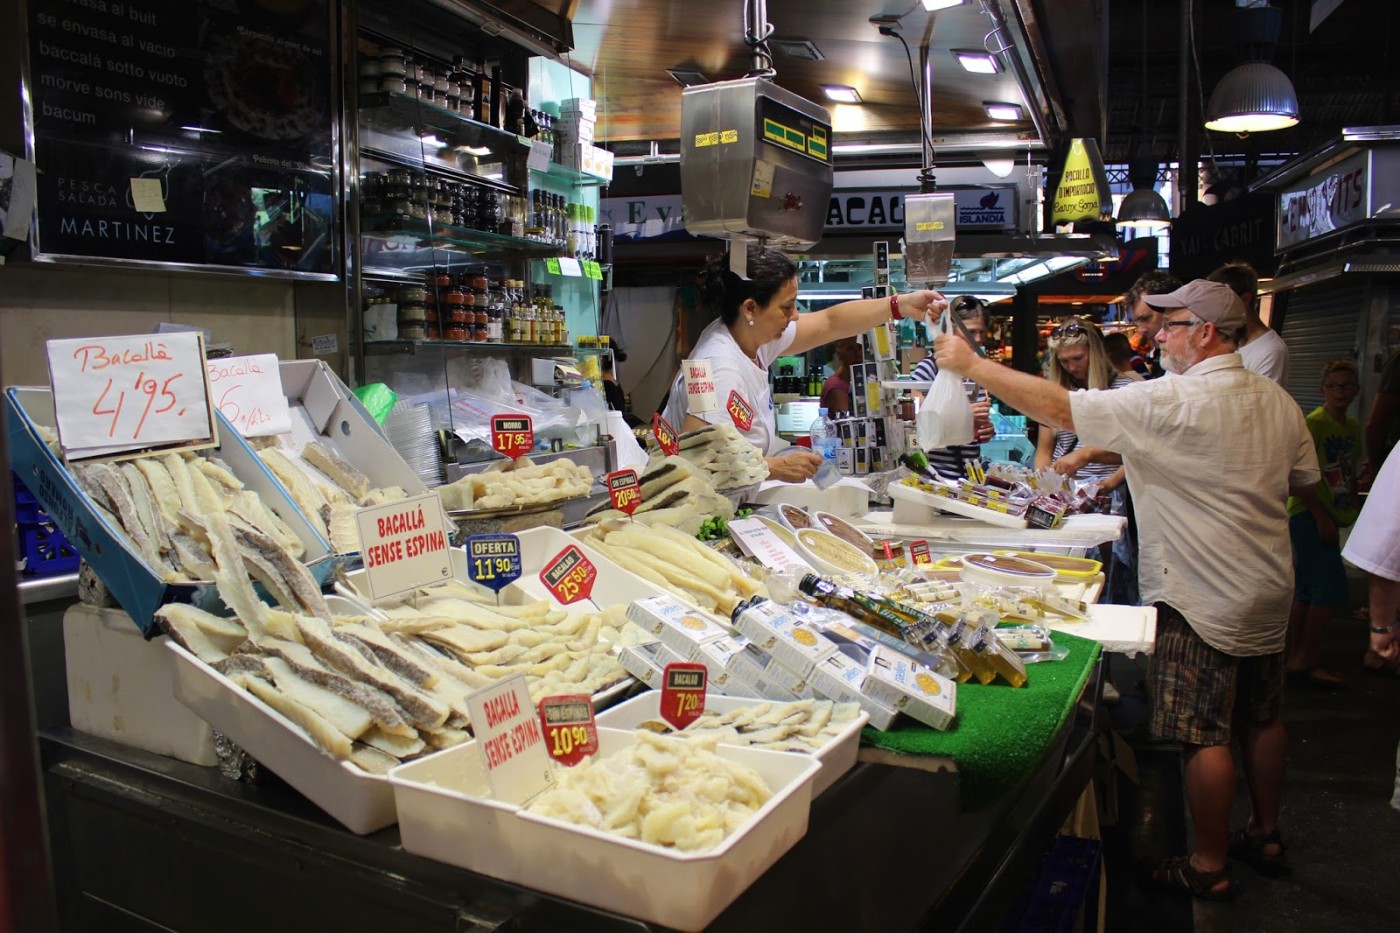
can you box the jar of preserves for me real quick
[423,305,439,323]
[424,323,441,340]
[399,322,427,341]
[396,285,427,304]
[441,285,467,308]
[467,272,488,292]
[443,323,468,341]
[397,302,427,323]
[897,391,916,422]
[446,307,470,325]
[379,48,407,77]
[429,270,453,289]
[434,71,450,96]
[404,56,421,84]
[380,75,407,94]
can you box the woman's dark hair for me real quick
[949,295,988,323]
[698,245,798,325]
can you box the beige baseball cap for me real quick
[1142,279,1246,333]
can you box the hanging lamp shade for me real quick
[1204,62,1299,133]
[1116,158,1170,228]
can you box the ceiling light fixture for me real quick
[953,50,1001,74]
[821,85,862,104]
[982,158,1016,177]
[921,0,965,10]
[666,68,710,87]
[1204,2,1299,134]
[770,37,824,61]
[1115,157,1171,229]
[984,101,1022,122]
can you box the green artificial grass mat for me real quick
[860,629,1101,808]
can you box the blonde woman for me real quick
[1034,319,1133,490]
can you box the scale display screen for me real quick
[758,96,831,164]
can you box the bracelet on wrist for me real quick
[1370,621,1398,635]
[889,294,902,320]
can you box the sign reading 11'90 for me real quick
[25,0,336,276]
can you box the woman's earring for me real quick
[747,317,755,326]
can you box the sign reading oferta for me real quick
[1051,138,1113,227]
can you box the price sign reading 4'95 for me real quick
[538,693,599,767]
[491,414,534,459]
[652,413,680,456]
[540,545,597,605]
[607,469,642,516]
[466,534,522,593]
[660,663,707,730]
[46,333,217,462]
[909,540,933,566]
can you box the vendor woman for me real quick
[663,245,947,483]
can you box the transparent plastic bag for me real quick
[916,313,975,450]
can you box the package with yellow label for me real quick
[862,644,957,730]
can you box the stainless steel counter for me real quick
[18,572,79,606]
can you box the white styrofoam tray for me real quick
[594,692,867,798]
[166,594,408,834]
[65,604,217,766]
[1051,602,1157,657]
[889,480,1029,530]
[389,726,820,931]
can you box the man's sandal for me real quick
[1228,827,1292,877]
[1144,855,1237,900]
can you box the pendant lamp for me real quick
[1116,158,1170,229]
[1205,3,1299,134]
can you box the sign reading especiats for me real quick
[466,534,522,593]
[606,468,641,516]
[491,414,534,459]
[540,544,597,605]
[652,412,680,456]
[537,693,599,767]
[660,662,707,730]
[46,332,218,462]
[354,493,452,600]
[205,353,293,437]
[467,674,554,805]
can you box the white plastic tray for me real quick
[595,692,867,798]
[167,636,397,835]
[389,727,819,932]
[889,480,1029,530]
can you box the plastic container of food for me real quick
[795,527,878,577]
[958,552,1057,590]
[993,550,1102,581]
[814,511,874,553]
[777,503,814,532]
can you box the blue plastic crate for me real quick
[13,471,80,576]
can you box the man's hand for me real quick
[934,332,980,377]
[1051,448,1091,476]
[972,398,995,442]
[1315,512,1339,547]
[765,450,824,484]
[899,290,950,324]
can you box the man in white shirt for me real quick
[933,279,1321,900]
[1210,261,1289,385]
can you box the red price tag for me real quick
[540,545,597,604]
[537,693,599,767]
[910,540,932,566]
[652,413,680,456]
[660,663,707,730]
[607,469,642,516]
[726,390,754,431]
[491,414,534,459]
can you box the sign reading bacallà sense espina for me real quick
[353,492,452,600]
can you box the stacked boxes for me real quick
[556,97,613,181]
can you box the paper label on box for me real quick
[47,332,217,462]
[727,518,809,572]
[627,594,730,653]
[683,359,717,413]
[751,159,775,199]
[864,645,957,730]
[205,353,293,438]
[558,256,583,277]
[467,675,554,804]
[538,693,598,767]
[689,637,741,687]
[660,663,707,730]
[490,414,534,458]
[466,534,522,593]
[620,642,666,688]
[807,651,868,705]
[354,493,453,600]
[311,334,338,355]
[540,545,597,605]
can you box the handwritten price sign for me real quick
[607,469,642,516]
[537,694,598,767]
[47,333,217,461]
[909,540,932,566]
[491,414,534,459]
[660,663,707,730]
[540,544,597,605]
[726,389,754,432]
[466,534,522,593]
[652,413,679,456]
[205,353,293,438]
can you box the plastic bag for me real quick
[916,312,975,449]
[352,383,397,425]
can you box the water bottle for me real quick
[808,407,841,488]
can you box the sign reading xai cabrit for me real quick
[354,492,452,600]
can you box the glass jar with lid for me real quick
[379,48,407,78]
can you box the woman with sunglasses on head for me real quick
[909,296,998,480]
[662,244,948,483]
[1034,319,1133,492]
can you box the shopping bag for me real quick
[916,312,975,449]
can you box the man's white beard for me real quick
[1160,349,1188,375]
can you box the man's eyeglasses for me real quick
[1158,319,1201,332]
[1322,381,1358,390]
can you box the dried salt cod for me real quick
[434,458,593,512]
[257,441,411,553]
[525,729,774,853]
[579,520,766,615]
[582,456,734,531]
[671,423,770,491]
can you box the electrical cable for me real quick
[742,0,776,78]
[890,29,938,184]
[1187,0,1219,174]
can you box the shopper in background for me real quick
[661,244,948,483]
[1284,359,1363,688]
[1035,319,1131,492]
[818,336,865,415]
[1104,331,1148,380]
[1361,344,1400,488]
[932,278,1321,899]
[910,296,996,480]
[1210,261,1289,386]
[1126,269,1182,378]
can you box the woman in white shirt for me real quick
[663,245,947,482]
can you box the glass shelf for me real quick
[365,339,574,356]
[529,163,610,187]
[360,215,559,257]
[359,91,528,153]
[360,145,516,191]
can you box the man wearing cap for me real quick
[934,278,1321,900]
